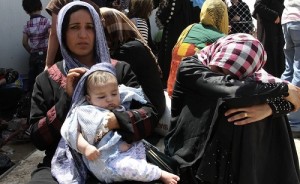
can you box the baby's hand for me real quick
[119,142,131,152]
[84,144,100,161]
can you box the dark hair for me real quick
[127,0,153,19]
[61,5,91,53]
[22,0,42,14]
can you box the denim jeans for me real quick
[281,21,300,86]
[288,110,300,132]
[281,22,300,128]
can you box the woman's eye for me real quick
[69,25,79,30]
[86,24,94,30]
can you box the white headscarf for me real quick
[57,1,111,73]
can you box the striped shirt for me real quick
[131,18,148,43]
[23,14,51,53]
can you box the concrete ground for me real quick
[0,138,300,184]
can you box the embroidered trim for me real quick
[127,110,140,140]
[48,64,67,89]
[136,108,151,136]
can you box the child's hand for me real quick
[84,144,100,161]
[119,142,131,152]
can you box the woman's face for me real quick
[66,9,95,59]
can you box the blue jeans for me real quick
[281,22,300,128]
[288,110,300,132]
[281,21,300,86]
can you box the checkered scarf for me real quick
[57,1,111,74]
[197,33,282,83]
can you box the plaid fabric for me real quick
[197,33,282,83]
[23,15,51,53]
[100,7,144,49]
[100,7,161,75]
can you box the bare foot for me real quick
[160,170,180,184]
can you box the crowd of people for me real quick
[3,0,299,183]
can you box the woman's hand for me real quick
[274,16,280,24]
[105,112,120,130]
[65,67,87,97]
[224,103,272,125]
[285,83,300,111]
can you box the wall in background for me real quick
[0,0,256,76]
[0,0,50,75]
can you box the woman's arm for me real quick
[22,33,30,53]
[112,41,165,117]
[254,0,284,22]
[176,57,244,97]
[108,61,160,143]
[29,66,72,151]
[225,83,300,125]
[171,56,246,119]
[285,83,300,110]
[45,13,59,69]
[175,57,300,125]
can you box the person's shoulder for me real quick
[120,40,147,52]
[113,59,130,68]
[121,39,143,47]
[36,62,65,85]
[23,20,30,29]
[179,55,204,68]
[43,62,64,77]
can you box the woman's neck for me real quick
[76,55,95,67]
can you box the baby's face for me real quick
[86,81,120,110]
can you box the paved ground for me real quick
[1,138,300,183]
